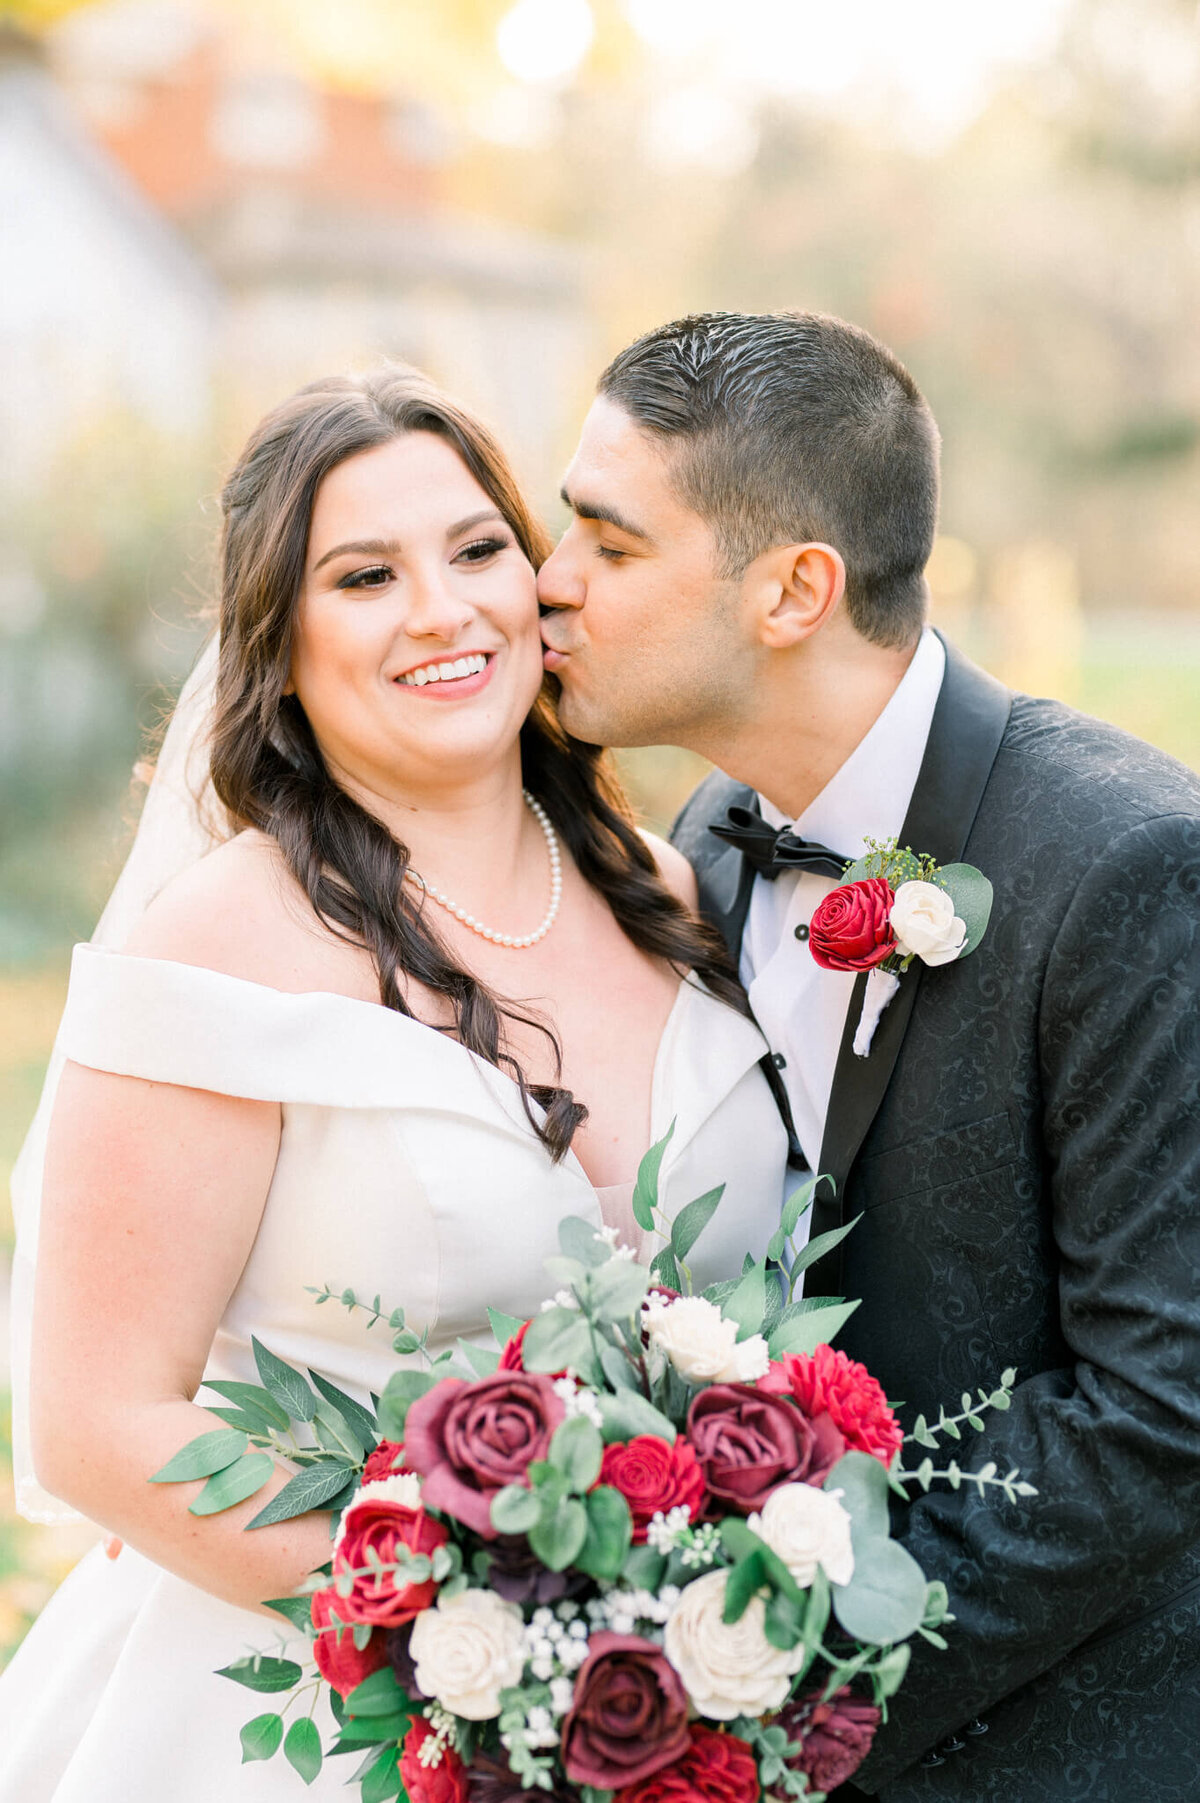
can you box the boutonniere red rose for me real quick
[808,837,993,1055]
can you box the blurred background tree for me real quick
[1,0,1198,1664]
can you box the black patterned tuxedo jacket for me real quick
[672,637,1200,1801]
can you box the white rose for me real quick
[643,1296,769,1386]
[747,1483,855,1588]
[409,1588,525,1720]
[890,880,967,967]
[663,1568,806,1719]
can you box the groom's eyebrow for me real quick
[560,485,654,545]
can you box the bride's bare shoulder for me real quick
[120,829,360,995]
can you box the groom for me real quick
[538,311,1200,1799]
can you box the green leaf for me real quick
[763,1585,805,1651]
[308,1372,378,1446]
[622,1542,667,1588]
[768,1299,860,1360]
[825,1450,892,1540]
[335,1713,410,1746]
[550,1415,604,1492]
[723,1259,768,1341]
[522,1308,595,1377]
[490,1483,544,1535]
[202,1379,292,1433]
[360,1746,403,1803]
[246,1459,356,1529]
[670,1185,725,1262]
[631,1120,676,1232]
[205,1406,272,1436]
[377,1367,439,1439]
[544,1255,588,1294]
[457,1339,502,1378]
[873,1642,913,1698]
[488,1307,526,1348]
[264,1593,317,1633]
[723,1550,767,1621]
[559,1214,611,1268]
[649,1247,682,1292]
[150,1428,248,1485]
[780,1176,818,1241]
[597,1390,677,1445]
[935,864,994,958]
[189,1450,274,1516]
[313,1398,366,1465]
[345,1668,408,1718]
[528,1496,588,1571]
[218,1654,303,1694]
[240,1712,284,1762]
[832,1537,929,1645]
[285,1716,323,1785]
[599,1343,639,1393]
[576,1485,632,1581]
[787,1216,862,1277]
[252,1337,317,1423]
[587,1259,649,1325]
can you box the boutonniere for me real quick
[808,838,993,1056]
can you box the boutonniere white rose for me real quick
[807,838,993,1057]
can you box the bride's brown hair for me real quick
[209,366,747,1159]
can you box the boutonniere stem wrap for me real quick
[809,839,993,1056]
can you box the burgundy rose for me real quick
[403,1371,566,1537]
[310,1585,390,1697]
[362,1438,410,1483]
[809,878,897,972]
[687,1384,845,1512]
[401,1716,470,1803]
[779,1687,882,1793]
[561,1633,691,1790]
[332,1492,448,1626]
[759,1344,903,1468]
[484,1535,590,1606]
[613,1724,759,1803]
[599,1437,706,1544]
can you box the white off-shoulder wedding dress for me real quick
[0,940,789,1800]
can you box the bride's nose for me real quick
[403,566,475,641]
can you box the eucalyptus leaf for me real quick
[544,1255,588,1294]
[586,1258,649,1325]
[263,1593,316,1633]
[529,1496,588,1572]
[522,1308,595,1376]
[207,1406,276,1437]
[549,1415,604,1492]
[576,1485,632,1581]
[787,1215,862,1277]
[599,1343,639,1393]
[308,1372,378,1446]
[377,1367,439,1438]
[313,1398,365,1465]
[631,1120,676,1232]
[150,1428,248,1485]
[723,1550,767,1622]
[669,1185,725,1262]
[780,1176,819,1240]
[240,1712,284,1762]
[487,1307,526,1349]
[763,1585,805,1651]
[825,1450,892,1540]
[202,1379,291,1433]
[649,1247,682,1292]
[218,1654,303,1694]
[284,1716,323,1785]
[490,1484,544,1536]
[597,1390,677,1445]
[832,1537,928,1645]
[873,1642,913,1697]
[621,1543,666,1589]
[344,1668,408,1717]
[253,1337,317,1423]
[189,1451,274,1516]
[936,864,994,958]
[559,1214,611,1268]
[722,1259,768,1341]
[767,1298,860,1359]
[457,1339,502,1379]
[360,1746,403,1803]
[246,1458,356,1529]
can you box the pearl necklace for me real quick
[405,790,562,949]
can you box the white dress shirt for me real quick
[740,629,947,1206]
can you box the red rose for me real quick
[614,1724,759,1803]
[497,1322,532,1371]
[332,1491,448,1626]
[561,1632,691,1789]
[759,1345,902,1468]
[362,1439,410,1483]
[687,1384,845,1512]
[599,1438,706,1544]
[400,1716,470,1803]
[403,1371,566,1538]
[809,878,897,972]
[310,1585,390,1698]
[778,1687,881,1793]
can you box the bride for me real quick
[0,366,790,1798]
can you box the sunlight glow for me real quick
[497,0,595,87]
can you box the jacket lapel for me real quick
[694,783,758,963]
[806,639,1013,1296]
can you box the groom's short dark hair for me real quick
[597,311,940,650]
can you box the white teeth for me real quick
[399,653,488,687]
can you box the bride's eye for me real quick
[455,536,509,565]
[337,564,392,590]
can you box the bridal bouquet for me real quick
[155,1137,1032,1800]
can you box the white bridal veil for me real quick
[9,637,225,1522]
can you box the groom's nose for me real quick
[536,537,583,611]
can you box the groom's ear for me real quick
[748,541,846,649]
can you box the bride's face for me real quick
[288,432,544,798]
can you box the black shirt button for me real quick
[921,1752,946,1768]
[772,1052,787,1070]
[794,923,810,941]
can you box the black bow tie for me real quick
[709,804,849,882]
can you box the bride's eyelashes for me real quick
[334,536,512,591]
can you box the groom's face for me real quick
[538,397,751,748]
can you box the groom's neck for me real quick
[700,626,920,822]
